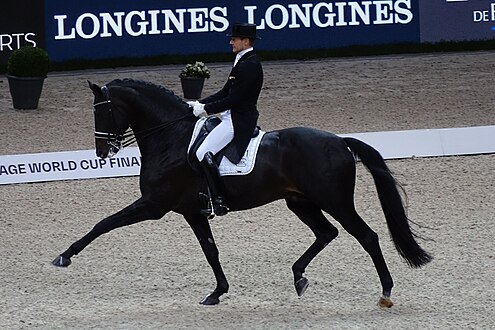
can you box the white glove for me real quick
[186,100,198,107]
[192,102,207,117]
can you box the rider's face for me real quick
[230,37,251,54]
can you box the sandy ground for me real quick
[0,51,494,329]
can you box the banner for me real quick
[1,1,494,68]
[0,148,140,185]
[420,0,495,42]
[44,0,420,62]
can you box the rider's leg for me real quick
[200,152,229,216]
[196,111,233,216]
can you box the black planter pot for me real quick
[7,75,45,110]
[180,77,205,100]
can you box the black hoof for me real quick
[295,277,309,296]
[199,295,220,305]
[52,255,72,267]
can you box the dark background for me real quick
[0,0,45,65]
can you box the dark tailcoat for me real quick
[200,50,263,164]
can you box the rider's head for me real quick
[227,23,260,54]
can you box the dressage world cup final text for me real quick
[0,156,141,176]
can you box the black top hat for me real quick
[227,23,261,40]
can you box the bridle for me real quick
[93,85,194,154]
[93,86,135,154]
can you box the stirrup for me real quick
[200,200,229,218]
[199,192,215,219]
[200,208,215,220]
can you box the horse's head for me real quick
[88,81,131,158]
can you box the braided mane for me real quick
[108,78,186,107]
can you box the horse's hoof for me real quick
[52,255,72,267]
[295,277,309,296]
[199,295,220,305]
[378,296,394,308]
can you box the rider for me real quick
[189,23,264,217]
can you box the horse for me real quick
[52,78,432,307]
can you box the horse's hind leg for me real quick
[285,196,339,297]
[329,207,394,308]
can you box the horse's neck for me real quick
[134,115,196,161]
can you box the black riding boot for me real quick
[200,152,229,217]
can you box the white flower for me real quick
[179,61,210,78]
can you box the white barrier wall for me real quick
[1,125,494,185]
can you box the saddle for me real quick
[187,116,260,172]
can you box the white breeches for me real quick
[196,110,234,161]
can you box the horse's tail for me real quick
[344,137,433,268]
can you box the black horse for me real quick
[52,79,432,307]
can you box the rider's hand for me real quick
[186,100,198,107]
[192,102,207,117]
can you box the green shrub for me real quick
[7,46,50,77]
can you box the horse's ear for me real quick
[88,80,101,95]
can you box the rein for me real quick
[94,85,194,152]
[132,113,194,142]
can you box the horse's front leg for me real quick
[184,214,229,305]
[52,197,168,267]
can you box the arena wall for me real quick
[1,1,494,67]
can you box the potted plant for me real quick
[6,46,50,110]
[179,61,210,99]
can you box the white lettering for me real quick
[188,8,209,32]
[335,2,348,26]
[244,6,265,29]
[313,3,336,28]
[147,10,161,35]
[374,0,394,25]
[50,2,415,41]
[76,13,100,39]
[25,33,37,47]
[54,15,76,40]
[473,10,487,22]
[0,35,13,51]
[395,0,413,24]
[349,1,372,26]
[265,4,290,30]
[288,4,312,28]
[209,7,229,32]
[162,9,186,34]
[125,11,148,37]
[100,12,124,37]
[0,33,35,51]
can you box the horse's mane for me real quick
[108,78,186,108]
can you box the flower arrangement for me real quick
[179,61,210,79]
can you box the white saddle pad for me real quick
[188,117,265,176]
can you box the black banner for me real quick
[0,1,45,66]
